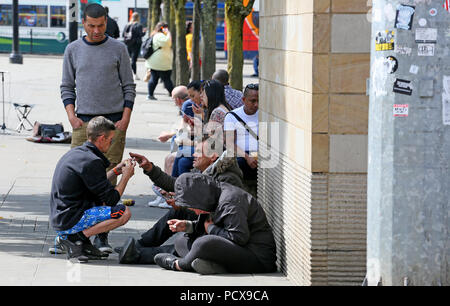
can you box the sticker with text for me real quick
[393,104,409,117]
[393,79,413,95]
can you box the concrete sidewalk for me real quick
[0,54,291,286]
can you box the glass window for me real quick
[0,4,12,26]
[19,5,48,27]
[51,6,66,28]
[127,8,148,27]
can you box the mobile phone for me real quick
[162,193,174,200]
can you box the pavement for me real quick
[0,53,292,286]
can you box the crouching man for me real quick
[50,116,135,262]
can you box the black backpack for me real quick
[141,35,160,59]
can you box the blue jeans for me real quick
[171,145,194,177]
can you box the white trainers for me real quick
[148,196,165,207]
[134,74,140,81]
[158,201,172,209]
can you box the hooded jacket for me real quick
[144,150,244,191]
[174,173,277,273]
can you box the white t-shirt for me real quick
[224,106,258,152]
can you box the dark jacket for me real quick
[50,141,120,231]
[106,15,120,39]
[174,173,277,273]
[144,151,244,192]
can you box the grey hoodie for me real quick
[174,173,277,273]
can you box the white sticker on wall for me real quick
[415,28,437,43]
[418,18,427,27]
[410,65,419,74]
[394,104,409,117]
[443,94,450,125]
[418,43,435,56]
[443,76,450,95]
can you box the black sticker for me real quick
[386,56,398,74]
[393,79,413,95]
[395,5,415,30]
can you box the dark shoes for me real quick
[56,236,88,263]
[57,232,109,263]
[119,237,141,264]
[191,258,227,275]
[94,232,113,254]
[147,95,157,101]
[154,253,180,271]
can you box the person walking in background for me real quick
[146,22,174,101]
[60,3,136,254]
[123,12,146,81]
[185,21,193,71]
[105,6,120,39]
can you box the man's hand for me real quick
[69,115,84,129]
[129,152,152,172]
[167,219,187,232]
[204,217,214,233]
[115,117,130,131]
[121,159,136,179]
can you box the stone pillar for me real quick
[367,0,449,286]
[258,0,370,285]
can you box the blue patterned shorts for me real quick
[56,206,112,238]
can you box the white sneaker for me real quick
[148,196,165,207]
[134,74,140,81]
[158,201,172,209]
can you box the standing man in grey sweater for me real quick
[59,3,136,254]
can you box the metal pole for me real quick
[69,0,79,43]
[367,0,449,286]
[9,0,23,64]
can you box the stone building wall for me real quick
[258,0,370,285]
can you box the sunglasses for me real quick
[245,83,259,90]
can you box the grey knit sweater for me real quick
[60,36,136,115]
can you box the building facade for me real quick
[258,0,371,285]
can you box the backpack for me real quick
[123,23,134,45]
[141,35,159,59]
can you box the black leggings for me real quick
[127,43,141,75]
[147,69,174,96]
[175,234,266,274]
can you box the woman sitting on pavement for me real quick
[153,173,277,275]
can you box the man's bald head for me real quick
[171,86,189,109]
[212,69,229,86]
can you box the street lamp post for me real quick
[9,0,23,64]
[69,0,79,42]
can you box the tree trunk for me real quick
[172,0,189,86]
[162,0,171,23]
[191,0,201,81]
[147,0,153,29]
[151,0,162,30]
[200,0,217,80]
[225,0,255,91]
[170,0,177,85]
